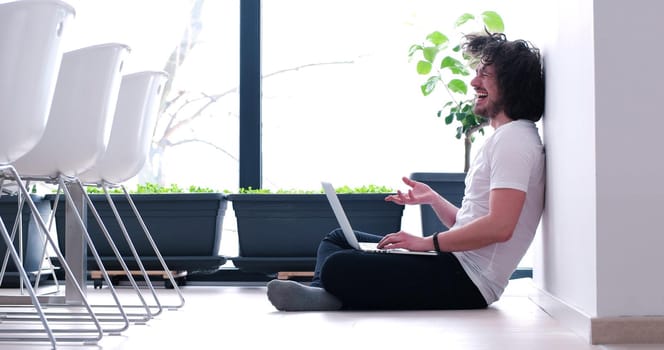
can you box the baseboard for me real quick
[528,285,592,343]
[591,316,664,344]
[529,284,664,345]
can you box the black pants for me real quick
[310,229,487,310]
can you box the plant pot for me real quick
[47,192,228,273]
[0,194,50,287]
[227,193,404,274]
[410,172,466,236]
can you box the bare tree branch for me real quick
[167,138,238,162]
[159,60,355,142]
[159,0,204,110]
[262,60,355,79]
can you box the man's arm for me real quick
[378,188,526,252]
[385,176,459,228]
[434,188,525,251]
[428,193,459,230]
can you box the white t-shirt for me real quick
[452,119,545,305]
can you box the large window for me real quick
[62,0,542,264]
[65,0,543,193]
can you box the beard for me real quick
[473,97,504,119]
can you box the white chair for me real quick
[78,70,186,311]
[0,0,74,165]
[12,43,128,178]
[80,71,169,185]
[0,0,94,348]
[10,42,140,335]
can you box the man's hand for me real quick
[376,231,433,252]
[384,176,438,205]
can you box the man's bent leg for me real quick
[321,251,487,310]
[310,229,382,288]
[267,279,342,311]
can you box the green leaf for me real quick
[466,114,477,126]
[416,60,432,75]
[454,13,475,28]
[440,56,467,75]
[407,44,422,58]
[239,187,272,194]
[445,112,454,124]
[188,185,215,193]
[447,79,468,94]
[422,46,438,62]
[482,11,504,32]
[421,76,438,96]
[426,31,448,46]
[86,186,123,194]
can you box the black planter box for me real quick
[228,193,404,274]
[0,194,50,286]
[47,193,228,273]
[410,172,466,236]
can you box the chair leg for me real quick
[0,216,56,349]
[118,183,186,309]
[55,176,134,331]
[0,165,104,346]
[75,179,157,320]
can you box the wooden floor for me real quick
[0,279,661,349]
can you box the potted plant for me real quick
[408,10,504,172]
[227,185,404,276]
[407,11,504,235]
[47,183,228,283]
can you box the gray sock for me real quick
[266,279,342,311]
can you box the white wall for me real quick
[537,0,664,321]
[594,0,664,317]
[536,0,598,317]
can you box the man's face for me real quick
[471,63,502,118]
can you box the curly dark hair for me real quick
[463,32,544,122]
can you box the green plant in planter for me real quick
[85,182,218,194]
[408,11,504,172]
[50,181,228,274]
[236,184,394,194]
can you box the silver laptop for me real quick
[321,181,437,256]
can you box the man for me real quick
[267,32,545,311]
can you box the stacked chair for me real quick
[11,41,144,334]
[0,0,183,347]
[0,0,104,347]
[76,70,186,310]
